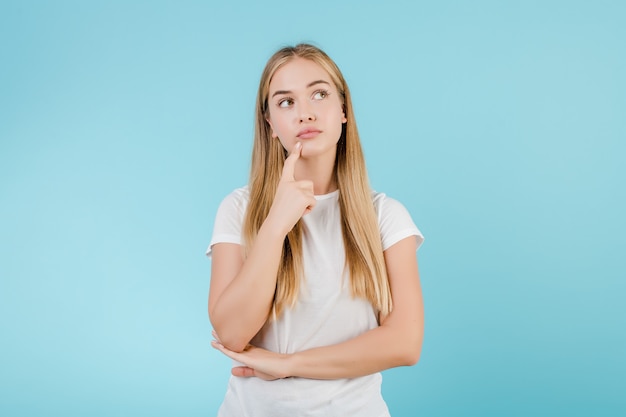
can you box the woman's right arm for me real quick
[209,223,285,353]
[208,143,314,353]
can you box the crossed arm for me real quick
[209,235,423,380]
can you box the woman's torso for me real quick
[217,189,390,417]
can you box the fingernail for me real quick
[295,142,302,149]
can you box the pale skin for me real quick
[209,57,424,380]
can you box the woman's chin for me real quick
[299,142,337,161]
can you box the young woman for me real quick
[207,44,424,416]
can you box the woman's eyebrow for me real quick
[306,79,330,88]
[271,80,331,98]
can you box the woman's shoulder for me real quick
[220,185,250,205]
[370,190,424,251]
[213,186,250,219]
[370,190,407,215]
[227,185,250,199]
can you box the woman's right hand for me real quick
[266,142,316,236]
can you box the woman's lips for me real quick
[297,128,322,139]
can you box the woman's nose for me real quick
[298,104,316,123]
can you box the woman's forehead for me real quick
[269,58,333,92]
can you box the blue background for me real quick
[1,1,624,416]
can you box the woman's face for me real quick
[266,58,347,160]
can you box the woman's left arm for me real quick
[211,235,423,380]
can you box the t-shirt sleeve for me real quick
[376,194,424,252]
[206,188,248,258]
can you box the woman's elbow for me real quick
[401,346,421,366]
[218,336,248,353]
[211,324,249,353]
[209,314,250,353]
[396,333,423,366]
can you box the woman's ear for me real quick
[265,117,277,138]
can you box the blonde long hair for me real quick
[243,44,391,318]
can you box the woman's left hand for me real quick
[211,331,291,380]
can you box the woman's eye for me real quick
[313,90,328,100]
[278,98,293,108]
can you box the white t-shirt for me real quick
[207,187,424,417]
